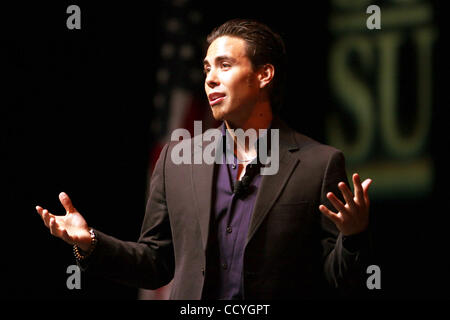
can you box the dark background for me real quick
[3,1,446,300]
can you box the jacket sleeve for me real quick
[320,150,371,293]
[79,143,175,290]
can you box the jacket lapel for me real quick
[246,118,301,245]
[191,135,216,252]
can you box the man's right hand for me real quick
[36,192,92,252]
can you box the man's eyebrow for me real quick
[203,55,236,65]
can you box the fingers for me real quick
[353,173,373,206]
[328,174,373,212]
[36,205,73,243]
[59,192,76,213]
[337,182,356,211]
[36,206,55,228]
[36,205,43,218]
[319,204,341,226]
[352,173,364,205]
[49,216,65,239]
[321,174,373,235]
[49,216,57,235]
[362,178,372,190]
[361,179,372,207]
[326,192,347,214]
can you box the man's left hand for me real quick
[319,173,372,236]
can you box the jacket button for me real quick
[201,267,205,276]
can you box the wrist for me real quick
[73,228,97,261]
[342,230,369,252]
[76,229,93,252]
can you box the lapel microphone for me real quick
[233,163,261,199]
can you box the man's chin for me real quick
[210,107,226,121]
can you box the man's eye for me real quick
[221,62,231,69]
[203,67,210,74]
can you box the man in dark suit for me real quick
[36,19,373,299]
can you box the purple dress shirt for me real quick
[208,123,265,299]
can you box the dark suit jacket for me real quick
[84,117,370,299]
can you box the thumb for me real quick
[59,192,76,213]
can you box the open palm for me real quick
[36,192,91,250]
[319,173,372,236]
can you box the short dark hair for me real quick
[206,19,287,113]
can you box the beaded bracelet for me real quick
[73,228,97,261]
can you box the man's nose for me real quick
[205,69,219,88]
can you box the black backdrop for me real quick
[3,1,446,300]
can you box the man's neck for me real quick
[224,103,273,161]
[224,103,272,133]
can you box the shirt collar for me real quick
[220,121,273,166]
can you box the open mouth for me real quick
[208,92,226,106]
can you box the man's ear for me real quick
[257,64,275,89]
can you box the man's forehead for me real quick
[204,36,248,63]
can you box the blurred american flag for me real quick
[139,0,218,300]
